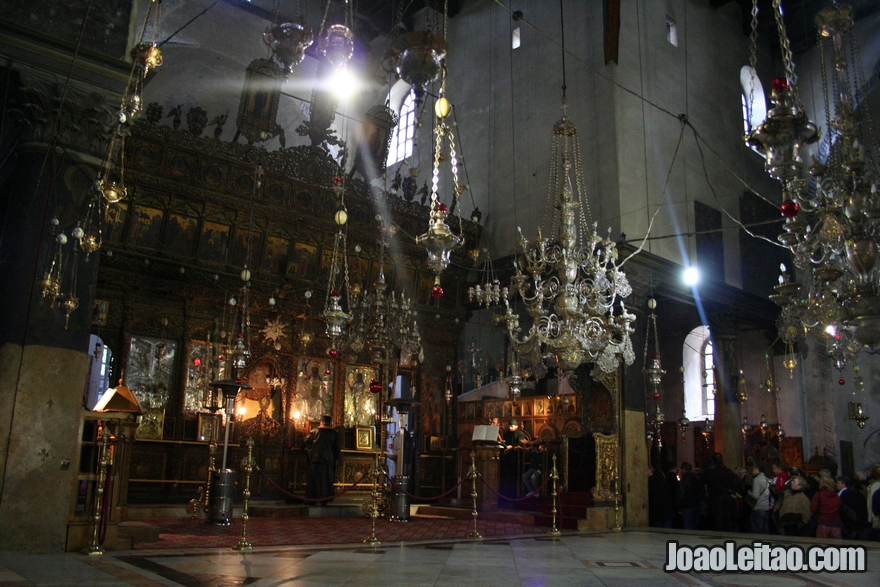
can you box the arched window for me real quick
[740,65,767,156]
[387,88,416,167]
[702,338,715,418]
[683,325,715,421]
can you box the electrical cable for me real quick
[159,0,222,47]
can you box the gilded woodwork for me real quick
[592,432,618,501]
[89,115,471,505]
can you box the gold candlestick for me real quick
[547,454,561,536]
[83,426,112,555]
[364,452,381,545]
[612,487,622,532]
[232,438,255,551]
[466,450,482,539]
[205,439,217,519]
[188,438,217,519]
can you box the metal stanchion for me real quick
[466,450,482,540]
[612,485,622,532]
[547,454,561,536]
[562,435,569,491]
[83,426,112,555]
[364,452,381,546]
[204,440,216,518]
[233,438,255,551]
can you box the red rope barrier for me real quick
[385,477,465,501]
[255,465,366,502]
[478,475,547,502]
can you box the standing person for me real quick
[734,467,753,532]
[811,476,843,539]
[500,420,527,497]
[777,476,812,536]
[703,453,739,532]
[666,467,682,528]
[489,417,504,443]
[303,415,341,505]
[648,468,674,528]
[868,466,880,534]
[771,462,790,493]
[836,476,868,539]
[522,442,544,497]
[677,462,702,530]
[504,419,527,448]
[748,464,771,534]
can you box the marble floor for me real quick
[1,528,878,587]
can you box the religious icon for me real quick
[197,413,220,442]
[344,366,376,428]
[295,359,334,422]
[92,300,109,326]
[234,58,284,145]
[355,426,375,451]
[131,205,164,250]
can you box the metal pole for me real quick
[221,395,235,470]
[205,439,216,518]
[364,452,381,545]
[233,438,255,551]
[466,450,482,539]
[547,454,561,536]
[83,426,112,555]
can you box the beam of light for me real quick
[683,266,699,286]
[328,66,359,100]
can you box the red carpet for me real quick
[134,517,541,550]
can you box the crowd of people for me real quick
[649,453,880,540]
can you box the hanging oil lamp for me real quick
[736,369,748,403]
[848,364,870,428]
[382,31,448,105]
[318,24,354,70]
[678,410,689,442]
[416,78,463,278]
[263,22,314,74]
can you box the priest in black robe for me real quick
[304,415,341,504]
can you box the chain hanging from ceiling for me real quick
[415,0,464,294]
[748,1,879,369]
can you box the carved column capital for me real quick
[9,67,118,159]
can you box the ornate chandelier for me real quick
[496,110,635,378]
[748,2,879,361]
[343,223,423,367]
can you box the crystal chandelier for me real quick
[497,109,635,377]
[342,222,424,367]
[748,2,879,360]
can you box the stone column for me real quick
[0,75,112,552]
[709,314,744,468]
[0,148,100,552]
